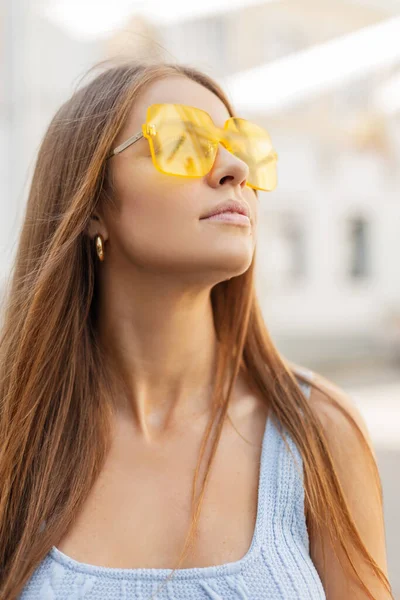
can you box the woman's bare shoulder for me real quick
[290,362,375,457]
[290,363,391,598]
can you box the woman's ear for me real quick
[86,212,108,241]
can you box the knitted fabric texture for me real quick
[19,375,326,599]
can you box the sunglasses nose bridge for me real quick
[217,131,233,153]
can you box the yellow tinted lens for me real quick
[225,118,278,191]
[144,104,218,177]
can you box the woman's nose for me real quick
[205,144,249,189]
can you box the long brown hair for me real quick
[0,59,393,599]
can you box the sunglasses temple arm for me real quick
[107,131,144,159]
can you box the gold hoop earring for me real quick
[95,234,105,262]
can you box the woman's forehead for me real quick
[124,75,232,133]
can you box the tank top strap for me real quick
[254,373,312,552]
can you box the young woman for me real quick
[0,60,392,600]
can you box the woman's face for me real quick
[95,75,259,286]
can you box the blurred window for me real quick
[347,216,370,279]
[261,210,307,287]
[281,212,306,281]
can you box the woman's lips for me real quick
[200,211,251,226]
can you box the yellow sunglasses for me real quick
[107,103,278,192]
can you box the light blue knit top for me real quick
[20,376,326,599]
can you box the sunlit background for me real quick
[1,0,400,594]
